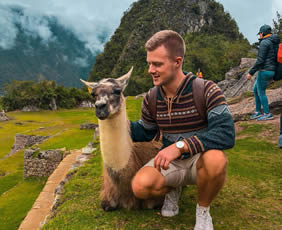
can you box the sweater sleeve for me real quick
[249,40,271,76]
[182,81,235,157]
[130,90,158,142]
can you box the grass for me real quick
[43,109,282,229]
[1,97,281,230]
[0,107,98,230]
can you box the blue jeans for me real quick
[253,71,274,114]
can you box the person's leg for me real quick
[194,150,227,230]
[132,154,201,217]
[279,113,282,148]
[250,78,262,119]
[131,166,170,199]
[253,79,261,112]
[196,150,227,207]
[256,71,274,115]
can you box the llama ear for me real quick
[80,79,98,94]
[117,66,133,91]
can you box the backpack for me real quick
[273,43,282,81]
[148,73,207,141]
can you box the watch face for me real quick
[176,141,184,149]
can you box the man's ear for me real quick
[116,66,133,91]
[80,79,98,94]
[175,57,183,68]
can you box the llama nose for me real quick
[95,103,106,110]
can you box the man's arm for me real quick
[154,81,235,170]
[181,81,235,157]
[130,90,158,142]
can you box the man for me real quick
[130,30,235,230]
[247,24,280,121]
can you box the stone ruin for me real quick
[24,148,65,178]
[0,110,10,121]
[8,134,50,157]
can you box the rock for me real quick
[49,98,57,111]
[79,100,94,108]
[7,134,50,157]
[22,105,40,112]
[218,58,257,98]
[229,88,282,121]
[80,122,98,130]
[0,110,10,121]
[24,148,64,178]
[81,142,96,154]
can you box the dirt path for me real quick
[18,149,82,230]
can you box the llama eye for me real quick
[113,88,121,95]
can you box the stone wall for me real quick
[24,148,64,178]
[9,134,50,156]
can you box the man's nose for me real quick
[148,65,155,74]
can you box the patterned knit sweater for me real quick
[130,74,235,159]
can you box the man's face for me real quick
[146,45,178,87]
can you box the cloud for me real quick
[0,0,136,52]
[0,6,18,49]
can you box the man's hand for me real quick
[247,73,252,80]
[154,144,182,171]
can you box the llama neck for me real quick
[98,97,133,171]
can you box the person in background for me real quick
[247,24,280,121]
[279,112,282,148]
[196,68,203,78]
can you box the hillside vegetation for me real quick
[1,80,92,111]
[89,0,250,95]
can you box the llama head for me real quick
[80,67,133,120]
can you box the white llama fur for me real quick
[98,96,132,171]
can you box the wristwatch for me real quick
[176,140,185,153]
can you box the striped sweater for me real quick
[130,74,235,158]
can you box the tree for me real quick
[273,11,282,39]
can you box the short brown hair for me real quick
[145,30,185,59]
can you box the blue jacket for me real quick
[249,34,280,76]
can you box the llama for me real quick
[81,67,163,211]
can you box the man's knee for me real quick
[197,150,228,178]
[131,166,165,199]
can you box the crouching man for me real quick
[130,30,235,230]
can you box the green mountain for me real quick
[89,0,251,95]
[0,8,98,94]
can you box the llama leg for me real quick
[100,167,119,211]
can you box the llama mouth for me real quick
[96,111,109,120]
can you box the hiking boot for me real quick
[250,111,262,120]
[194,204,214,230]
[278,135,282,148]
[161,187,182,217]
[257,113,274,121]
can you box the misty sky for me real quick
[0,0,281,53]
